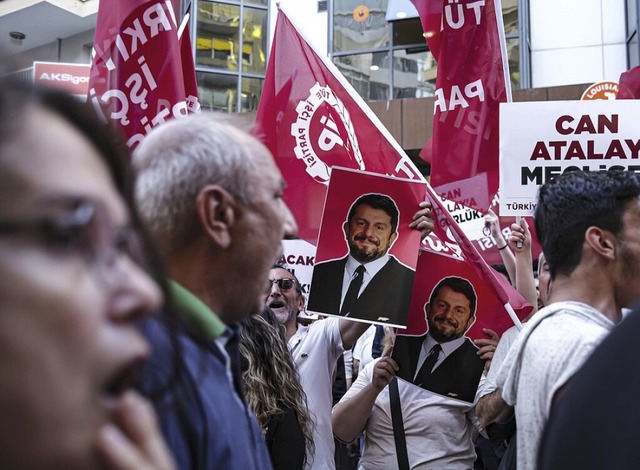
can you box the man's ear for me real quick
[585,226,616,261]
[196,184,237,249]
[343,221,349,239]
[390,231,398,245]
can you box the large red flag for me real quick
[411,0,511,212]
[256,5,530,332]
[255,6,422,244]
[88,0,199,150]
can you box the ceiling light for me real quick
[9,31,25,45]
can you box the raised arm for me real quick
[509,218,537,313]
[485,209,516,283]
[332,349,398,443]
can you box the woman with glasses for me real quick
[0,78,174,469]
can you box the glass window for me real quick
[196,2,241,71]
[240,77,263,112]
[333,52,390,100]
[242,7,268,74]
[393,49,436,98]
[333,0,390,52]
[506,37,520,89]
[331,0,527,96]
[392,17,425,48]
[627,0,638,36]
[629,31,639,68]
[197,71,238,112]
[502,0,519,37]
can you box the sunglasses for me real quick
[265,277,296,293]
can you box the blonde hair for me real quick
[239,312,314,464]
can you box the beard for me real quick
[427,316,463,343]
[348,234,388,263]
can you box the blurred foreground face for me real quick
[0,106,162,468]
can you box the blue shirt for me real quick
[138,281,272,470]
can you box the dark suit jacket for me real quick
[307,255,415,325]
[392,334,484,403]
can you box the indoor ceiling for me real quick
[0,0,97,61]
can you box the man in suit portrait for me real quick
[307,193,415,325]
[393,276,484,402]
[332,276,490,469]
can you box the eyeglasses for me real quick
[265,277,296,294]
[0,199,146,283]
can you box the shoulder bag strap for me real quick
[389,377,410,470]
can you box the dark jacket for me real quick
[392,334,485,403]
[308,255,415,326]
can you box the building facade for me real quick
[1,0,638,152]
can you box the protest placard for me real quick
[500,100,640,216]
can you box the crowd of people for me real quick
[2,76,640,470]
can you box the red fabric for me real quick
[404,248,531,340]
[256,6,531,333]
[409,186,532,338]
[254,7,423,244]
[617,65,640,99]
[411,0,510,212]
[89,0,199,150]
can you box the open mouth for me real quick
[102,357,146,403]
[269,298,286,309]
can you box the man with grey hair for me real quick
[133,112,297,469]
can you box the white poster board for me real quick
[280,239,317,301]
[500,100,640,216]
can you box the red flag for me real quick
[617,65,640,99]
[414,186,532,338]
[256,5,530,331]
[411,0,511,212]
[88,0,199,150]
[255,6,422,244]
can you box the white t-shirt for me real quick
[289,318,345,470]
[338,359,485,469]
[496,301,615,470]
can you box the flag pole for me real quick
[504,302,523,330]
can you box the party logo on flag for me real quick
[291,83,364,184]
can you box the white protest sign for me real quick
[500,100,640,216]
[279,239,317,302]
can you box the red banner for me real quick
[411,0,511,212]
[88,0,199,149]
[255,6,423,244]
